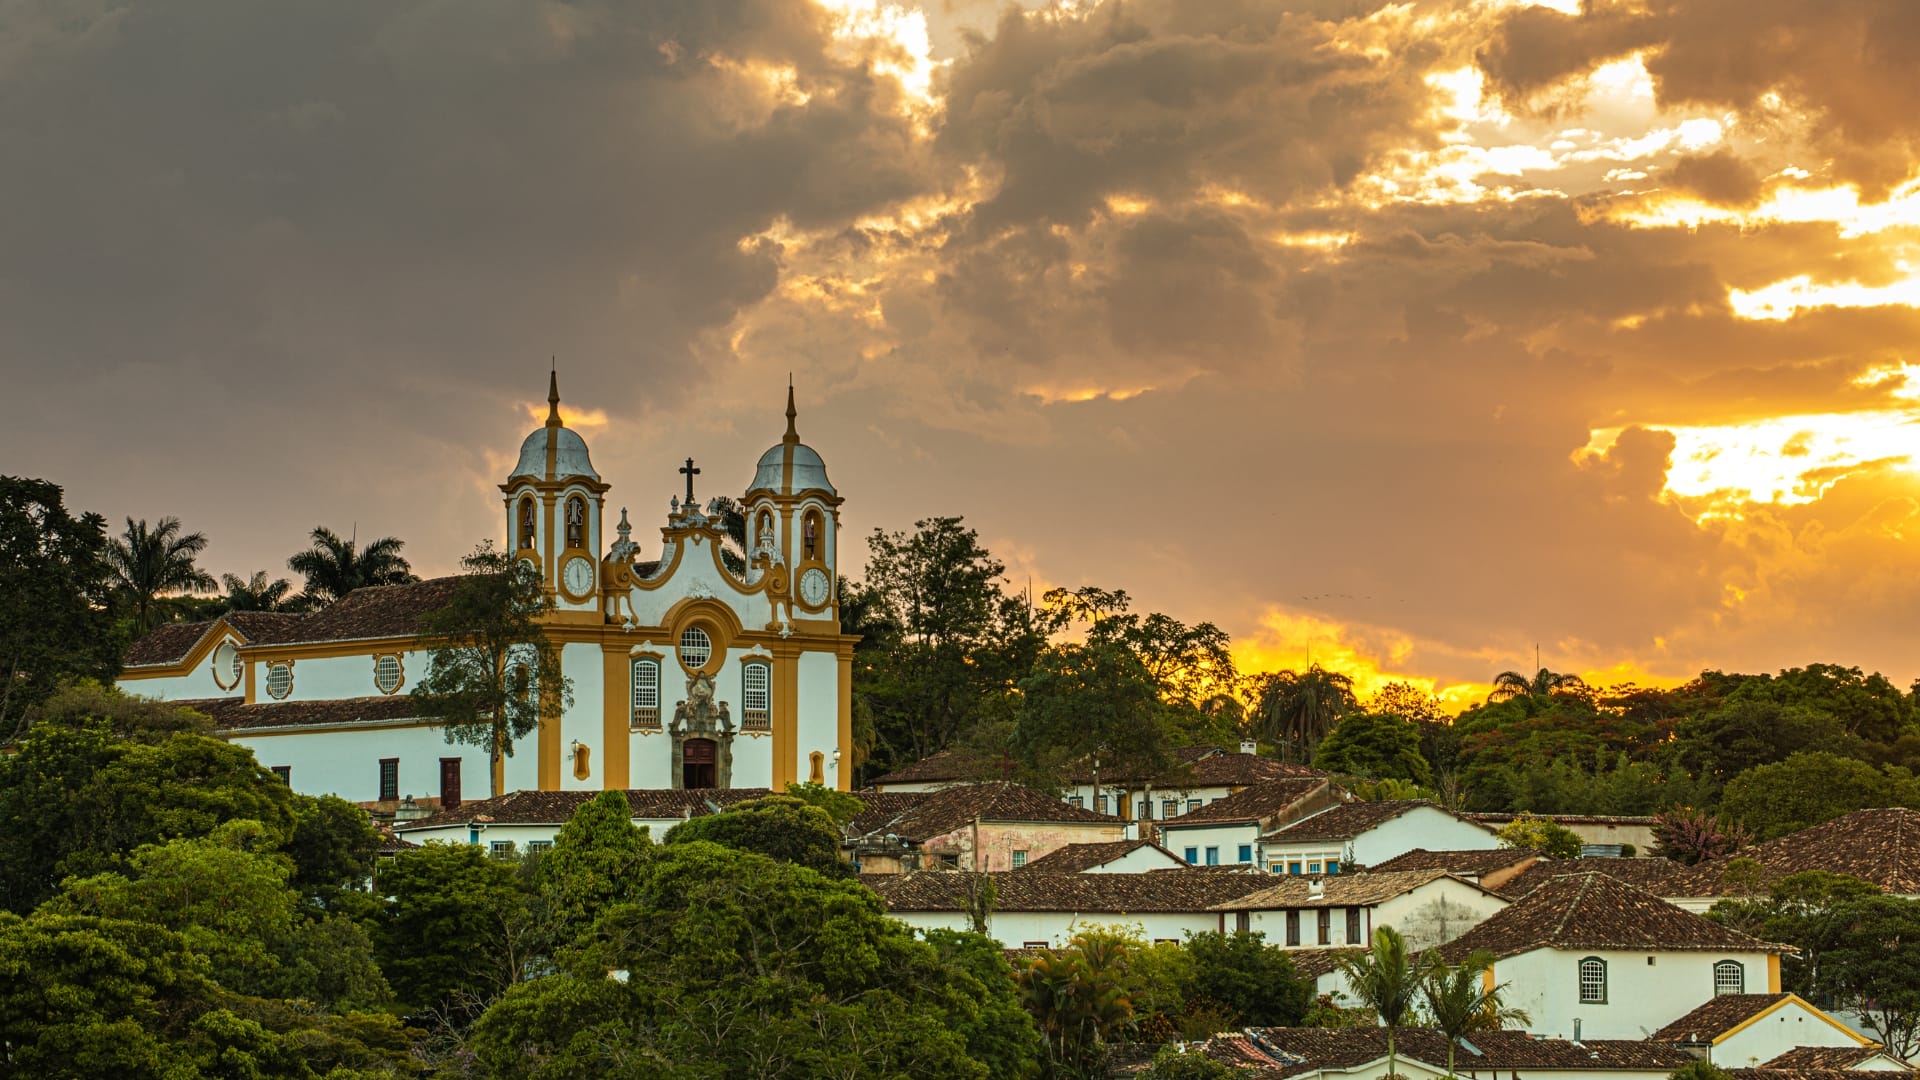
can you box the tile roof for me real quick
[862,869,1273,913]
[1729,1070,1881,1080]
[1286,947,1363,979]
[1435,871,1784,962]
[395,787,775,831]
[1020,839,1182,873]
[1758,1047,1888,1069]
[869,749,977,785]
[1369,848,1541,878]
[176,695,424,732]
[1161,778,1333,827]
[844,791,930,837]
[124,620,220,667]
[1264,800,1460,842]
[1664,808,1920,897]
[1496,856,1680,899]
[1187,753,1327,786]
[1179,1028,1696,1078]
[1651,994,1796,1042]
[854,782,1124,843]
[1210,870,1482,911]
[220,610,312,644]
[271,576,468,644]
[1467,812,1662,828]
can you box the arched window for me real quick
[679,626,713,669]
[1714,960,1745,996]
[565,495,584,549]
[743,661,771,729]
[1578,957,1607,1004]
[631,658,660,728]
[518,498,536,549]
[802,509,822,559]
[809,750,825,785]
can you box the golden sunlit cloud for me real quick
[816,0,939,120]
[1023,384,1156,405]
[1607,176,1920,237]
[1585,411,1920,509]
[1729,269,1920,321]
[523,402,610,429]
[1233,607,1494,713]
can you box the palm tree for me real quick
[287,526,415,607]
[1338,926,1421,1079]
[106,517,217,632]
[1487,667,1585,703]
[1250,665,1358,762]
[220,570,297,612]
[1421,950,1530,1077]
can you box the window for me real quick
[1714,960,1745,996]
[265,662,293,700]
[1308,861,1322,874]
[679,626,713,668]
[1317,909,1332,946]
[1162,798,1177,819]
[1204,846,1220,866]
[1012,850,1028,868]
[1095,795,1108,814]
[518,498,535,549]
[1286,910,1301,947]
[742,661,771,727]
[374,654,403,694]
[565,495,585,548]
[1579,957,1607,1004]
[1138,799,1152,821]
[1237,844,1253,863]
[527,841,553,855]
[939,853,960,868]
[440,758,462,811]
[490,841,514,858]
[212,640,241,690]
[270,765,291,784]
[631,658,660,727]
[1346,908,1362,944]
[1326,859,1341,875]
[1023,941,1050,950]
[1288,860,1303,875]
[1187,798,1203,814]
[1235,911,1251,934]
[1184,847,1199,864]
[378,758,399,802]
[1068,796,1084,808]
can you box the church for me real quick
[117,377,857,808]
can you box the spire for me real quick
[546,362,562,428]
[783,375,799,445]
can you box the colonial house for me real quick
[1157,777,1345,869]
[1150,1027,1696,1080]
[1430,871,1789,1041]
[1661,809,1920,912]
[1061,744,1327,823]
[862,869,1272,948]
[1264,800,1500,874]
[1745,1046,1911,1071]
[1368,847,1547,894]
[390,787,774,852]
[1208,869,1509,951]
[1466,813,1660,856]
[1650,994,1884,1069]
[842,782,1130,874]
[1020,839,1187,874]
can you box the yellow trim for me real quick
[1482,965,1495,994]
[772,643,799,789]
[602,646,629,788]
[1767,953,1781,994]
[537,668,561,791]
[210,636,243,691]
[837,652,853,790]
[372,652,405,695]
[1712,992,1869,1047]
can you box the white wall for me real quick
[1709,998,1869,1068]
[887,909,1226,949]
[1266,806,1499,870]
[797,649,840,784]
[234,724,490,804]
[560,642,603,791]
[1160,822,1260,866]
[1374,881,1508,949]
[1064,783,1235,822]
[1495,948,1776,1041]
[1084,846,1187,873]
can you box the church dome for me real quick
[746,387,835,497]
[508,372,600,483]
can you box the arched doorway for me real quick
[682,737,718,789]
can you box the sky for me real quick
[3,0,1918,708]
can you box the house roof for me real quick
[1729,1070,1881,1080]
[271,576,467,645]
[124,620,220,667]
[1210,870,1486,911]
[1179,1027,1696,1078]
[1466,812,1661,828]
[394,787,775,831]
[868,749,978,785]
[1434,871,1784,962]
[844,791,931,837]
[1021,839,1183,873]
[1651,994,1796,1042]
[1064,746,1327,787]
[1758,1047,1889,1070]
[853,782,1123,843]
[1369,847,1541,878]
[862,869,1273,913]
[1161,778,1332,827]
[1664,808,1920,897]
[1285,947,1363,979]
[1496,856,1679,899]
[176,695,424,732]
[1264,800,1466,843]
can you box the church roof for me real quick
[746,386,834,497]
[175,694,423,732]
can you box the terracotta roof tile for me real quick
[179,695,423,732]
[1496,855,1679,899]
[1370,848,1542,878]
[853,782,1123,843]
[1186,753,1326,786]
[124,620,219,667]
[273,576,468,644]
[1730,1069,1884,1080]
[1265,800,1473,843]
[1758,1047,1887,1069]
[1021,839,1182,873]
[1211,870,1482,911]
[862,869,1272,913]
[1182,1028,1697,1077]
[869,749,977,785]
[1436,871,1784,962]
[395,787,775,831]
[1665,809,1920,897]
[1287,947,1364,979]
[1161,778,1334,827]
[845,791,930,837]
[1650,994,1797,1042]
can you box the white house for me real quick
[390,787,776,852]
[862,869,1273,949]
[1020,839,1188,873]
[1060,744,1328,824]
[1209,869,1509,951]
[1368,847,1547,894]
[1431,871,1788,1041]
[1157,778,1344,869]
[842,782,1132,874]
[1650,993,1883,1069]
[1263,800,1500,874]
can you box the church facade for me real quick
[117,377,857,807]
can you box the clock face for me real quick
[799,567,831,608]
[563,556,595,597]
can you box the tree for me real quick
[664,793,852,879]
[1651,809,1752,865]
[1143,1045,1253,1080]
[284,792,384,902]
[1719,751,1920,840]
[1672,699,1855,784]
[1421,950,1529,1077]
[1313,713,1434,785]
[219,570,299,613]
[1669,1062,1733,1080]
[1015,641,1176,786]
[1181,931,1312,1027]
[1017,931,1136,1079]
[1336,926,1420,1080]
[287,525,414,607]
[1496,813,1584,859]
[105,516,217,632]
[1706,871,1881,1000]
[373,840,535,1018]
[0,477,121,733]
[410,542,572,798]
[535,790,654,954]
[785,780,866,825]
[1487,667,1586,703]
[1827,895,1920,1059]
[1250,666,1359,763]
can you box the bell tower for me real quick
[742,384,842,631]
[499,372,611,613]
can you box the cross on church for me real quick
[679,457,700,503]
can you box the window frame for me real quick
[1713,960,1745,996]
[1346,907,1362,945]
[489,840,515,858]
[1204,846,1220,866]
[378,758,399,802]
[373,653,404,695]
[741,659,771,728]
[270,765,291,784]
[1011,849,1028,868]
[1317,909,1332,946]
[1237,844,1253,863]
[1184,846,1199,864]
[1579,956,1608,1004]
[678,626,713,669]
[265,661,293,700]
[1285,910,1301,946]
[631,656,661,728]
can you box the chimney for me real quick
[1572,1019,1582,1045]
[392,796,428,823]
[1307,878,1325,899]
[1240,739,1258,755]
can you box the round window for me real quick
[374,654,403,694]
[265,663,293,700]
[678,626,713,668]
[212,641,241,690]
